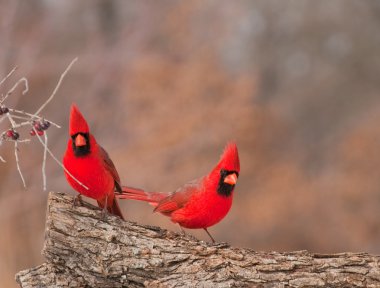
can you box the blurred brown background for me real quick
[1,1,380,287]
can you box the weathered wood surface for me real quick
[16,192,380,287]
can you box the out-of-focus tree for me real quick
[1,1,380,287]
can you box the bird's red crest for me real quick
[69,104,89,135]
[216,142,240,172]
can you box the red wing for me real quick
[99,146,121,184]
[154,178,202,214]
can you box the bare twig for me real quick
[0,115,7,124]
[6,109,17,127]
[14,139,30,143]
[0,58,77,188]
[0,155,6,163]
[1,77,28,103]
[6,114,31,121]
[35,57,78,116]
[0,66,17,87]
[10,109,61,128]
[42,132,48,191]
[6,112,28,187]
[3,113,31,143]
[33,129,89,190]
[14,141,26,188]
[4,120,30,130]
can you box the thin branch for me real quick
[0,115,7,124]
[5,111,27,187]
[21,78,28,94]
[1,77,28,103]
[10,109,61,128]
[3,113,31,142]
[14,141,26,188]
[0,66,17,87]
[42,132,48,191]
[3,120,30,130]
[6,114,31,121]
[6,110,17,127]
[33,128,89,190]
[0,155,6,163]
[0,60,75,189]
[14,139,30,143]
[34,57,78,116]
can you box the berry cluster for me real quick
[30,119,50,136]
[5,129,19,140]
[0,106,9,115]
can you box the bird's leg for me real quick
[204,228,216,243]
[101,195,108,220]
[179,225,187,236]
[72,194,83,208]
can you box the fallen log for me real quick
[16,192,380,287]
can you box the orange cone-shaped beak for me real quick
[75,134,87,147]
[224,173,237,185]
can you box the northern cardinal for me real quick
[63,104,131,220]
[116,142,240,242]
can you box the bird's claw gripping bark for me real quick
[101,206,108,220]
[72,194,83,208]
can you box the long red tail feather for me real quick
[118,186,170,206]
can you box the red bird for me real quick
[63,104,127,220]
[116,142,240,242]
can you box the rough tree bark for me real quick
[16,192,380,287]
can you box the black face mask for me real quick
[217,169,239,197]
[71,132,91,157]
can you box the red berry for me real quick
[41,120,50,130]
[34,122,42,131]
[12,132,19,140]
[6,130,14,138]
[30,130,36,136]
[37,130,44,136]
[0,107,8,115]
